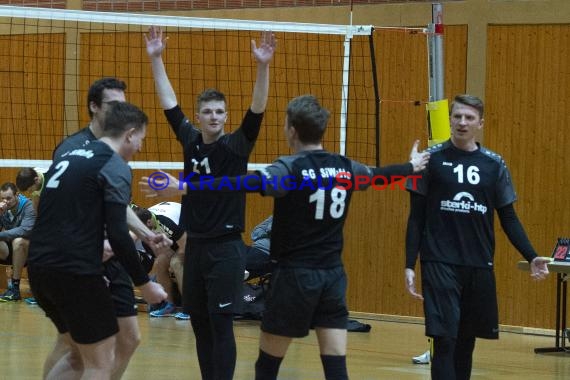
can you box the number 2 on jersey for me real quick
[46,161,70,188]
[309,187,347,220]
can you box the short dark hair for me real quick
[0,182,18,194]
[16,168,38,192]
[87,77,127,118]
[286,95,330,144]
[196,88,226,109]
[103,102,148,138]
[451,94,484,119]
[132,205,152,224]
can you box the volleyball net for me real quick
[0,5,380,175]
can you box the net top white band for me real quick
[0,5,373,36]
[0,159,268,171]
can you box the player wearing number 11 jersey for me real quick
[146,26,277,380]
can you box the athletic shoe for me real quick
[174,312,190,320]
[24,297,38,305]
[149,302,176,317]
[412,350,430,364]
[0,288,21,302]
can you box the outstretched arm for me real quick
[250,31,276,114]
[145,26,178,110]
[140,171,264,198]
[348,140,429,191]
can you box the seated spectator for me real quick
[0,182,36,301]
[246,215,274,280]
[133,202,188,319]
[16,167,47,305]
[16,167,46,211]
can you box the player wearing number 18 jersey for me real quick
[253,95,430,380]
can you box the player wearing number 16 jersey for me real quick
[404,94,550,380]
[252,95,430,380]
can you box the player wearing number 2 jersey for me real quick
[28,102,166,379]
[404,94,550,380]
[42,78,172,380]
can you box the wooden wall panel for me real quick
[0,33,65,160]
[486,24,570,328]
[343,25,467,316]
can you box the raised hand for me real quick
[0,200,8,215]
[251,30,276,64]
[145,25,167,58]
[409,140,430,172]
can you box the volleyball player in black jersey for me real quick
[405,94,550,380]
[28,102,167,379]
[141,94,429,379]
[145,26,276,380]
[43,77,171,380]
[249,95,427,380]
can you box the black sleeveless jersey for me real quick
[29,141,132,274]
[166,107,263,239]
[258,150,373,268]
[407,141,516,268]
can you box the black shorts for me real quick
[183,238,246,316]
[28,265,119,344]
[421,261,499,339]
[261,266,348,338]
[0,240,13,264]
[103,259,138,317]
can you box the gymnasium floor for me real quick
[2,302,568,379]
